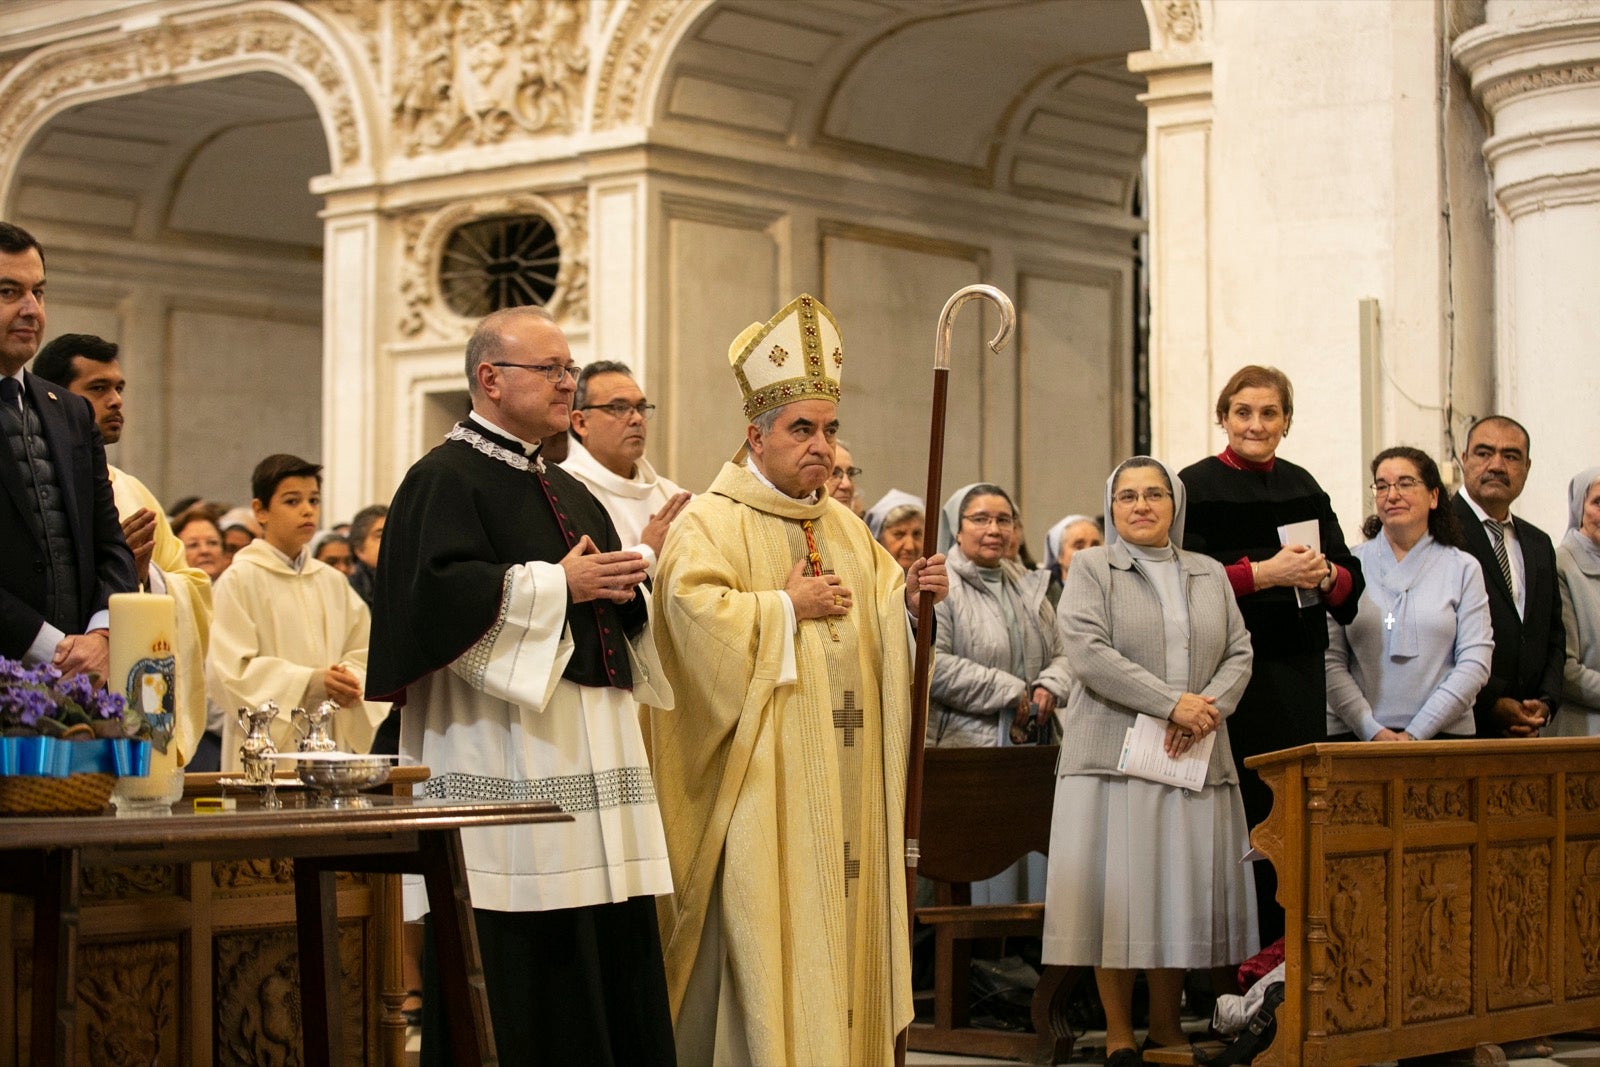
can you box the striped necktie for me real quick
[1484,518,1514,595]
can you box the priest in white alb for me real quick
[647,294,948,1066]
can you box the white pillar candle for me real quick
[108,592,181,807]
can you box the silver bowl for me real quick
[294,756,391,797]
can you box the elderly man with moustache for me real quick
[647,294,948,1066]
[0,222,135,682]
[366,306,678,1065]
[560,360,690,571]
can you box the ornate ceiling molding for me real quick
[390,0,588,157]
[0,8,367,170]
[591,0,691,129]
[396,190,589,341]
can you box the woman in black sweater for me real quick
[1179,365,1364,945]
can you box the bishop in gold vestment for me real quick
[648,295,947,1066]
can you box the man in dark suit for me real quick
[0,221,135,681]
[1452,415,1565,738]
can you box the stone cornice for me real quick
[1454,14,1600,111]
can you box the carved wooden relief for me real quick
[1568,839,1600,998]
[78,939,181,1066]
[1327,783,1386,827]
[214,857,295,893]
[1401,850,1472,1022]
[214,923,366,1066]
[82,863,180,901]
[1324,855,1387,1032]
[1485,843,1552,1008]
[1403,780,1471,822]
[1486,776,1550,818]
[1569,773,1600,814]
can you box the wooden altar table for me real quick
[0,794,568,1067]
[1241,737,1600,1067]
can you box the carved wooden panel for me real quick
[1403,780,1471,822]
[214,856,296,893]
[82,863,180,901]
[1486,776,1550,818]
[1568,839,1600,999]
[1485,843,1552,1009]
[78,939,182,1066]
[1324,855,1387,1032]
[1401,849,1472,1022]
[1570,773,1600,814]
[1327,783,1385,827]
[214,923,366,1067]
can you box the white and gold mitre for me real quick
[727,293,844,421]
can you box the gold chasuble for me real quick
[648,459,914,1066]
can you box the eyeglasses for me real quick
[1371,477,1425,496]
[1111,488,1172,507]
[961,512,1015,529]
[490,362,578,384]
[831,466,862,480]
[580,401,656,420]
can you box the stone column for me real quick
[1455,4,1600,532]
[318,198,385,524]
[1131,0,1216,465]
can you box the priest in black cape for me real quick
[366,305,677,1066]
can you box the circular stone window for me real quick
[439,213,561,318]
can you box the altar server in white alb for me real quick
[206,453,387,765]
[365,306,677,1066]
[561,360,691,572]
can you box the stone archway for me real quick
[0,4,377,514]
[605,0,1152,542]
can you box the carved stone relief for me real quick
[1485,843,1551,1008]
[82,863,180,901]
[77,939,180,1067]
[1158,0,1201,46]
[1404,779,1471,822]
[1570,773,1600,814]
[1327,783,1386,827]
[1324,854,1387,1033]
[215,923,365,1067]
[1401,850,1472,1022]
[395,191,589,340]
[391,0,588,156]
[1568,839,1600,998]
[312,0,381,70]
[592,0,685,128]
[1486,776,1549,818]
[1481,62,1600,111]
[0,12,364,168]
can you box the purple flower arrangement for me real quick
[0,657,129,738]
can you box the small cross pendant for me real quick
[1384,612,1395,631]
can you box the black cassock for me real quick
[367,418,674,1067]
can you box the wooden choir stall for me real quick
[1244,737,1600,1067]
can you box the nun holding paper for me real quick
[1325,447,1494,741]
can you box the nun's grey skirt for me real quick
[1042,774,1259,970]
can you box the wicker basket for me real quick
[0,771,116,815]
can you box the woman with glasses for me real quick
[1325,448,1492,741]
[1045,457,1256,1067]
[1177,365,1363,945]
[929,483,1073,749]
[1554,467,1600,737]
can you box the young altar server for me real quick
[206,453,386,765]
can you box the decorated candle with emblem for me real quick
[109,592,183,810]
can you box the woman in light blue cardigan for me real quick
[1043,457,1257,1067]
[1325,447,1493,741]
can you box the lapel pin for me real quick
[47,392,57,401]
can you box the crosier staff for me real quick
[897,284,1015,1065]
